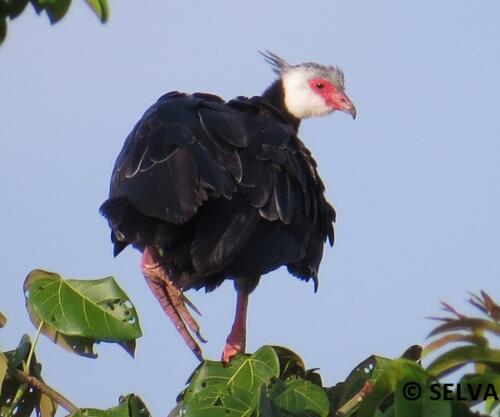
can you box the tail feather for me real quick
[100,197,181,255]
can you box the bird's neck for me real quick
[261,79,301,132]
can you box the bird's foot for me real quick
[142,247,206,361]
[221,289,249,362]
[221,340,245,363]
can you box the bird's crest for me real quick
[260,50,346,89]
[259,50,292,75]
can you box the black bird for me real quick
[100,52,356,361]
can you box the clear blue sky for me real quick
[1,0,499,415]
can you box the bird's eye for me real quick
[316,83,324,89]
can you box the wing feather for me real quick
[108,93,244,225]
[102,92,336,288]
[191,202,258,275]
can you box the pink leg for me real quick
[222,290,249,362]
[141,247,205,361]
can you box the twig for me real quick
[25,321,43,373]
[335,380,374,417]
[6,322,46,417]
[8,365,78,413]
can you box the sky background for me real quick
[1,0,499,415]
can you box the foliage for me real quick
[70,394,152,417]
[0,0,108,46]
[166,292,500,417]
[24,270,142,358]
[1,269,499,417]
[169,340,497,417]
[0,335,56,417]
[170,345,329,417]
[424,291,500,415]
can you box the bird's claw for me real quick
[195,330,208,344]
[182,293,203,317]
[192,346,204,362]
[142,248,206,361]
[221,341,245,363]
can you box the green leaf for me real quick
[174,346,281,417]
[0,0,7,16]
[455,373,500,405]
[358,359,428,417]
[485,396,499,415]
[420,391,452,417]
[38,393,57,417]
[0,312,6,328]
[426,345,500,378]
[449,400,482,417]
[373,403,395,417]
[400,345,423,361]
[254,382,274,417]
[0,17,6,45]
[29,0,44,14]
[24,269,142,357]
[428,318,500,338]
[183,346,280,402]
[83,0,108,22]
[71,394,151,417]
[424,334,489,356]
[1,336,41,417]
[0,376,37,417]
[328,355,391,413]
[25,313,99,358]
[6,0,29,18]
[7,335,32,369]
[394,378,423,417]
[270,377,330,417]
[183,385,257,417]
[0,353,8,398]
[272,345,307,380]
[44,0,70,24]
[126,394,151,417]
[393,379,452,417]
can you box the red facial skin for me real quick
[308,77,351,111]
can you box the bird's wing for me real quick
[108,92,248,224]
[105,92,335,283]
[234,97,335,239]
[190,97,336,281]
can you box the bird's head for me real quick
[261,51,356,120]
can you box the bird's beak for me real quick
[340,95,357,120]
[331,90,357,119]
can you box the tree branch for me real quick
[8,366,78,413]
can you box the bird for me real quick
[100,51,356,362]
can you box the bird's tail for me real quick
[99,197,180,256]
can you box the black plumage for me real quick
[101,88,335,293]
[100,52,355,361]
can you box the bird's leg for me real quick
[222,289,249,362]
[163,280,207,343]
[142,248,205,341]
[141,247,205,361]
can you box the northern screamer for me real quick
[100,52,356,362]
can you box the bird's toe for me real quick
[221,341,245,363]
